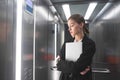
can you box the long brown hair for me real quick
[68,14,89,34]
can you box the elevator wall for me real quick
[0,0,14,80]
[89,2,120,80]
[34,0,64,80]
[0,0,64,80]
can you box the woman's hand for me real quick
[56,55,60,63]
[80,66,90,75]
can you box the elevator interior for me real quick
[0,0,120,80]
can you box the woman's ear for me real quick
[79,22,84,29]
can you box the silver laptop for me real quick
[65,42,82,62]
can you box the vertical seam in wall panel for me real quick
[33,5,36,80]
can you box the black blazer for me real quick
[57,35,96,80]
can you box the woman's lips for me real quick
[70,32,73,34]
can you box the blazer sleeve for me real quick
[59,42,65,60]
[57,40,96,74]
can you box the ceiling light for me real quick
[84,2,97,20]
[62,4,71,20]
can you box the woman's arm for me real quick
[57,41,96,74]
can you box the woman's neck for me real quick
[74,32,84,42]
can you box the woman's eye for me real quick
[71,25,74,27]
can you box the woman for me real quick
[57,14,96,80]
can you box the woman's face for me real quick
[67,19,82,38]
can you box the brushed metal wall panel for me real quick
[89,2,120,80]
[0,0,14,80]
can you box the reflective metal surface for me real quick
[1,0,120,80]
[34,0,64,80]
[22,1,34,80]
[0,0,14,80]
[90,1,120,80]
[0,0,64,80]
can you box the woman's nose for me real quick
[68,27,71,31]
